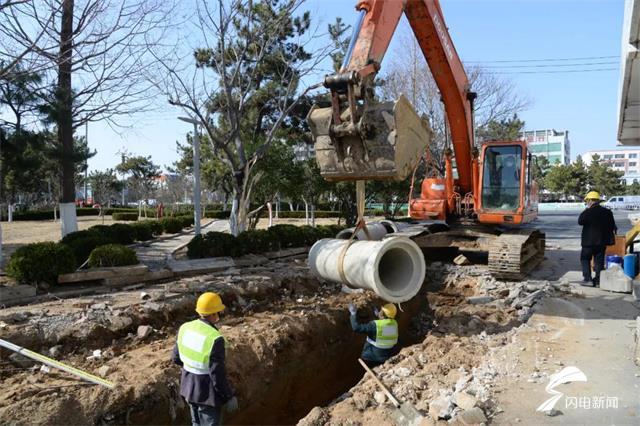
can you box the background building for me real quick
[582,147,640,184]
[617,0,640,146]
[520,129,571,165]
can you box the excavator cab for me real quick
[476,141,538,225]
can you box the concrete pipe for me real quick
[308,237,426,303]
[335,222,392,241]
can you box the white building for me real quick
[520,129,571,165]
[617,0,640,145]
[582,147,640,184]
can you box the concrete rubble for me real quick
[1,248,570,426]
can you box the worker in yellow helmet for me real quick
[579,191,617,287]
[348,302,399,368]
[172,292,237,425]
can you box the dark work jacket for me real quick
[578,204,617,247]
[350,314,398,364]
[171,318,234,407]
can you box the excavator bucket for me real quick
[307,94,432,181]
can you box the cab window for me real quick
[482,145,522,210]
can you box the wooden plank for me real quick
[264,247,309,259]
[626,223,640,247]
[58,265,149,284]
[102,270,175,288]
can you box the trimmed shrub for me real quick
[235,229,274,254]
[61,230,117,266]
[204,210,231,219]
[6,242,76,285]
[88,244,139,268]
[160,217,183,234]
[187,231,238,259]
[185,224,347,260]
[9,207,99,221]
[112,212,139,221]
[108,223,136,245]
[177,215,194,228]
[145,220,164,237]
[88,224,135,245]
[268,224,307,250]
[130,221,155,241]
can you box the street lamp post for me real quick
[178,116,202,235]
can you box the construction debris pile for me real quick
[0,253,566,425]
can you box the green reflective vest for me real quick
[177,319,225,375]
[366,319,398,349]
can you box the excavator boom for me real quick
[307,0,545,281]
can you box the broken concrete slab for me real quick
[9,353,36,369]
[599,265,632,293]
[102,270,174,288]
[97,365,111,377]
[167,257,235,275]
[466,296,494,305]
[429,396,454,420]
[137,325,152,339]
[454,254,472,266]
[457,407,487,425]
[0,285,37,303]
[453,391,478,410]
[58,265,149,284]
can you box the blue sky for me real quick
[86,0,626,172]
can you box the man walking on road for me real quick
[172,292,238,426]
[579,191,617,287]
[348,302,400,368]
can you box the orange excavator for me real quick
[307,0,545,279]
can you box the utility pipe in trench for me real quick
[308,237,426,303]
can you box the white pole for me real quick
[192,123,202,235]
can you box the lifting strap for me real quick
[338,181,370,286]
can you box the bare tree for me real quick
[2,0,175,235]
[0,1,61,79]
[154,0,332,235]
[379,34,531,175]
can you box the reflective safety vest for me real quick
[177,319,225,375]
[366,319,398,349]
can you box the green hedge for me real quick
[112,212,139,221]
[186,224,345,259]
[7,207,100,221]
[160,217,183,234]
[88,244,139,268]
[6,242,76,285]
[204,210,232,219]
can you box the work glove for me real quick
[225,396,238,413]
[348,303,357,315]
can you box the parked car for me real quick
[603,195,640,210]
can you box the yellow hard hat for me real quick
[196,292,225,316]
[381,303,397,319]
[584,191,601,201]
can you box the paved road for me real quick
[535,209,632,251]
[493,209,640,425]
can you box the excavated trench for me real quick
[112,292,430,426]
[2,255,521,426]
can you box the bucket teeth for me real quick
[307,94,433,182]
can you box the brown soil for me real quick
[0,258,537,426]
